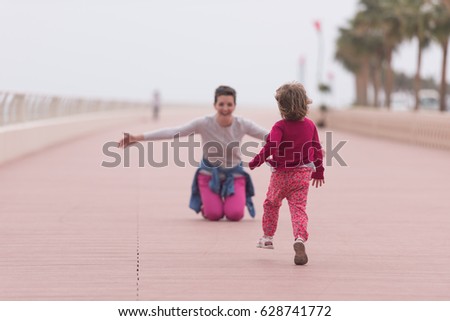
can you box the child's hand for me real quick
[248,156,261,170]
[311,178,324,188]
[117,133,138,148]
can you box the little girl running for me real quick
[249,82,324,265]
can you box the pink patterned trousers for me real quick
[262,167,312,241]
[197,174,246,221]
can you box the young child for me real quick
[118,85,268,221]
[249,82,325,265]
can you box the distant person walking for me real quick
[249,82,325,265]
[152,90,161,120]
[118,85,268,221]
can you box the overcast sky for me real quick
[0,0,448,108]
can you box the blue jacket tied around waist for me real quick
[189,159,256,218]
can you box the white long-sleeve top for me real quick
[143,114,268,168]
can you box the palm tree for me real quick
[399,0,433,110]
[335,27,364,105]
[430,0,450,111]
[336,26,373,106]
[337,0,449,111]
[355,0,404,109]
[353,11,385,107]
[380,0,405,109]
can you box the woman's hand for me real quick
[117,133,142,148]
[311,178,324,188]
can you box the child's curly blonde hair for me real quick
[275,82,312,121]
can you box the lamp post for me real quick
[314,20,324,89]
[299,55,306,85]
[314,19,326,108]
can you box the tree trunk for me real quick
[355,67,369,106]
[355,71,363,105]
[372,60,382,107]
[440,38,448,112]
[414,40,423,111]
[355,69,368,106]
[384,47,393,109]
[361,58,370,106]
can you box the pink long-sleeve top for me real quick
[249,117,324,179]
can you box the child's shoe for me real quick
[256,236,274,249]
[293,238,308,265]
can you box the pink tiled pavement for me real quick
[1,106,449,300]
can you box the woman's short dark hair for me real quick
[214,85,236,104]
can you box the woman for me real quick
[118,86,268,221]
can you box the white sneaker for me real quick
[256,236,274,249]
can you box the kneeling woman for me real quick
[118,86,268,221]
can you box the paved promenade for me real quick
[1,106,449,300]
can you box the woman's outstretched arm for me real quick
[241,118,269,140]
[117,118,204,148]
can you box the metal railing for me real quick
[0,92,148,126]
